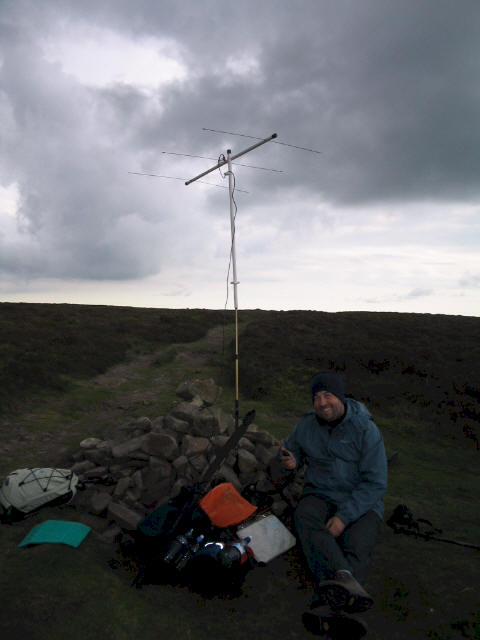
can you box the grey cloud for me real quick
[459,275,480,288]
[1,0,479,288]
[406,288,433,299]
[364,287,434,305]
[114,0,480,206]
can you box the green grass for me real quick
[0,303,479,639]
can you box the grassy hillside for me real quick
[0,302,227,412]
[236,310,480,449]
[0,303,479,640]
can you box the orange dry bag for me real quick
[199,482,257,528]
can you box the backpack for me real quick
[0,468,79,523]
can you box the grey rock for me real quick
[151,416,165,432]
[107,501,143,530]
[142,432,179,460]
[172,455,189,476]
[170,401,200,425]
[131,470,144,491]
[211,407,234,435]
[135,416,152,431]
[97,441,113,455]
[211,435,229,448]
[128,452,150,462]
[113,476,131,498]
[90,491,112,515]
[125,487,142,504]
[147,458,172,478]
[245,429,276,446]
[83,448,111,465]
[237,448,258,474]
[80,437,103,449]
[189,454,208,474]
[111,435,148,458]
[83,466,109,479]
[176,379,221,406]
[182,435,210,457]
[239,437,255,453]
[192,407,220,437]
[71,460,96,474]
[164,415,190,434]
[210,465,242,491]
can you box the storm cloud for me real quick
[0,0,479,314]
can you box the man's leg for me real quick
[294,494,351,582]
[338,510,382,584]
[312,510,382,613]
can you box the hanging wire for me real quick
[202,127,322,155]
[217,154,226,180]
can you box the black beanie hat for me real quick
[311,371,345,402]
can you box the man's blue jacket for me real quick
[283,398,388,525]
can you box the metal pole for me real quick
[225,149,240,427]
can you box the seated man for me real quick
[279,371,387,637]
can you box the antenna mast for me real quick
[185,132,277,429]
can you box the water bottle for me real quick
[163,528,193,565]
[218,536,252,569]
[175,533,205,571]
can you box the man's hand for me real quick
[279,447,297,471]
[326,516,346,538]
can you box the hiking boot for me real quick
[302,605,368,638]
[309,588,329,610]
[315,570,374,613]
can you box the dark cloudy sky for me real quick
[1,0,479,315]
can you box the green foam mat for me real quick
[19,520,91,548]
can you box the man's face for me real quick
[314,390,345,422]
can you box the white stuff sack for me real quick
[237,514,296,563]
[0,468,79,517]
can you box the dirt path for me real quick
[0,324,232,478]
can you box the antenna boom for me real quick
[185,133,277,185]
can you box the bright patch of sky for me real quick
[225,53,262,82]
[41,26,186,90]
[0,183,19,218]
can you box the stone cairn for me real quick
[70,379,305,543]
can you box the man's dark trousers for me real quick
[294,494,382,585]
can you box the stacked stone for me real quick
[69,379,304,542]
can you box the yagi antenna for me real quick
[185,132,277,432]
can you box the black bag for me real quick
[123,486,210,586]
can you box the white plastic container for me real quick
[236,514,296,563]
